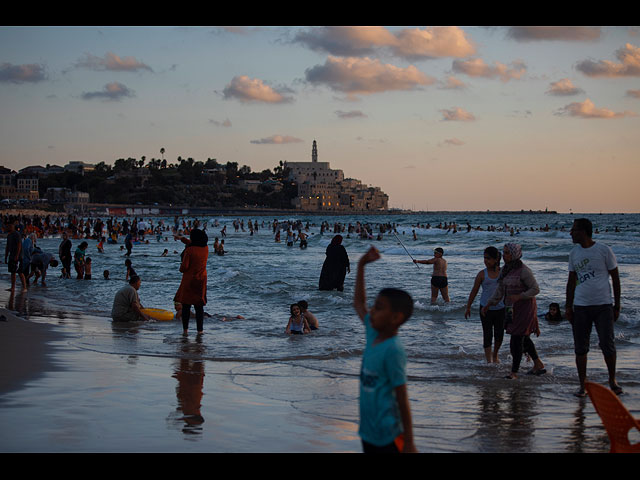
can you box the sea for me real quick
[1,211,639,453]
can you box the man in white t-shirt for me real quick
[565,218,622,397]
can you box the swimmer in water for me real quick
[297,300,318,330]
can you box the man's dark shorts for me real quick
[431,276,448,289]
[7,259,18,274]
[572,304,616,357]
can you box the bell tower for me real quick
[312,140,318,163]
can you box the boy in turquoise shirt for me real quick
[354,246,417,453]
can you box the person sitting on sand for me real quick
[111,275,151,322]
[414,247,450,305]
[285,303,310,335]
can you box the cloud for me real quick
[81,82,135,101]
[576,43,640,77]
[75,52,153,72]
[391,26,476,60]
[439,107,475,122]
[554,98,637,119]
[546,78,584,96]
[439,138,465,146]
[452,57,527,82]
[293,26,476,61]
[335,110,367,119]
[209,118,232,127]
[305,55,435,97]
[627,89,640,98]
[250,135,303,144]
[439,76,467,90]
[507,26,601,42]
[0,62,46,83]
[223,75,293,103]
[293,26,397,56]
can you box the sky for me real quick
[1,25,639,213]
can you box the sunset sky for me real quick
[1,26,639,213]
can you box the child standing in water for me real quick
[285,303,310,335]
[84,257,92,279]
[125,259,136,281]
[414,247,450,305]
[354,246,417,453]
[464,246,505,363]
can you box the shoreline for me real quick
[4,207,638,218]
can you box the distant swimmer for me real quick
[414,247,450,305]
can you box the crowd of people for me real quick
[1,212,626,453]
[353,217,623,452]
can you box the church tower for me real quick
[312,140,318,163]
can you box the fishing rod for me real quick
[393,231,420,269]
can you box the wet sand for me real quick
[0,296,361,453]
[1,282,638,453]
[1,303,635,454]
[0,307,63,395]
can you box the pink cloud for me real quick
[250,135,303,144]
[0,62,46,83]
[576,43,640,77]
[392,26,476,59]
[305,55,435,97]
[546,78,584,96]
[294,26,476,60]
[76,52,152,72]
[452,57,526,82]
[555,98,637,119]
[439,107,475,122]
[223,75,293,103]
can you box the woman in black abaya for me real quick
[319,235,350,291]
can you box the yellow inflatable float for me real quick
[141,308,175,321]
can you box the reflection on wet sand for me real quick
[475,383,536,452]
[170,336,206,435]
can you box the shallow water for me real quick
[1,212,639,452]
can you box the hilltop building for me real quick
[285,140,388,211]
[0,166,39,201]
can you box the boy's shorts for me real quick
[362,434,404,453]
[572,304,616,357]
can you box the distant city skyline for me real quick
[1,26,639,213]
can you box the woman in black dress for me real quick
[319,235,350,291]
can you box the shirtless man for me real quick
[414,247,450,305]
